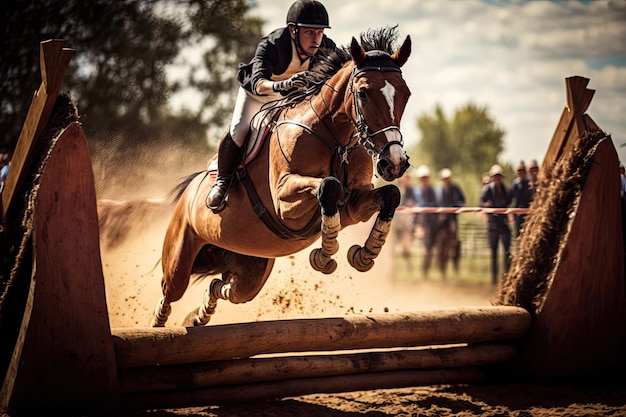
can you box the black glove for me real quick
[272,72,309,93]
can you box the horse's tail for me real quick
[167,171,204,202]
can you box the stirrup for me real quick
[207,179,231,212]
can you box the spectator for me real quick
[436,168,466,275]
[508,160,532,237]
[0,153,10,194]
[397,173,417,269]
[414,165,438,277]
[481,172,491,187]
[480,164,512,285]
[528,159,540,201]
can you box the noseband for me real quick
[349,57,404,157]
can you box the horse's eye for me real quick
[357,90,368,104]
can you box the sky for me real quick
[243,0,626,167]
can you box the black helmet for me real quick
[286,0,330,29]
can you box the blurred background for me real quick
[1,0,624,291]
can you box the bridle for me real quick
[349,58,405,157]
[272,52,407,167]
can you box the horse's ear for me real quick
[391,35,411,67]
[350,37,366,65]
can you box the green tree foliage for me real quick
[412,102,506,205]
[0,0,263,154]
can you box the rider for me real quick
[206,0,337,211]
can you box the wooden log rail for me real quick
[114,306,531,411]
[112,306,531,368]
[119,342,518,394]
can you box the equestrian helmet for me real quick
[286,0,331,28]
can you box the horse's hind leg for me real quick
[310,177,343,274]
[183,276,228,326]
[151,220,199,327]
[348,184,401,272]
[185,253,275,326]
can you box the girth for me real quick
[237,166,322,241]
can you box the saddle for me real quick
[206,107,279,177]
[206,106,321,240]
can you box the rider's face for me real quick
[292,26,324,56]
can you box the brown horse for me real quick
[152,27,412,327]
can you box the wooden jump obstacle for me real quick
[115,307,530,411]
[1,40,624,415]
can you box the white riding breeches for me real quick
[230,87,282,148]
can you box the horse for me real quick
[151,27,412,327]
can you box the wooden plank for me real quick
[0,123,120,415]
[540,76,595,179]
[540,106,573,178]
[1,39,74,220]
[112,306,531,368]
[518,138,626,379]
[119,343,517,394]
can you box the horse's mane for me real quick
[279,26,402,107]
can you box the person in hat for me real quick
[396,172,418,270]
[206,0,337,211]
[480,164,512,285]
[414,165,438,277]
[508,160,532,238]
[436,168,465,274]
[528,159,540,199]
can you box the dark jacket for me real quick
[509,177,532,208]
[480,182,512,230]
[238,27,337,95]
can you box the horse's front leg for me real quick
[309,177,344,274]
[347,184,401,272]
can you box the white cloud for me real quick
[244,0,626,164]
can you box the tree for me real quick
[415,102,505,177]
[0,0,263,155]
[413,102,506,205]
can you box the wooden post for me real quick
[540,76,595,177]
[0,123,120,415]
[513,76,626,379]
[1,39,73,221]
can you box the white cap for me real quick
[489,164,504,176]
[440,168,452,179]
[415,165,430,178]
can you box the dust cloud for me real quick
[93,139,492,329]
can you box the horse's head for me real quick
[349,34,412,181]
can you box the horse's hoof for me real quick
[309,248,338,274]
[347,245,375,272]
[182,309,208,327]
[150,318,165,327]
[322,259,338,274]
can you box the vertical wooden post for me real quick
[1,39,73,220]
[539,76,595,176]
[514,76,626,379]
[1,123,120,415]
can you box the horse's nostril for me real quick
[377,160,390,174]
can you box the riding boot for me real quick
[207,132,242,211]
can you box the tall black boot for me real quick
[207,132,242,211]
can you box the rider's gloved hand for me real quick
[272,72,309,94]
